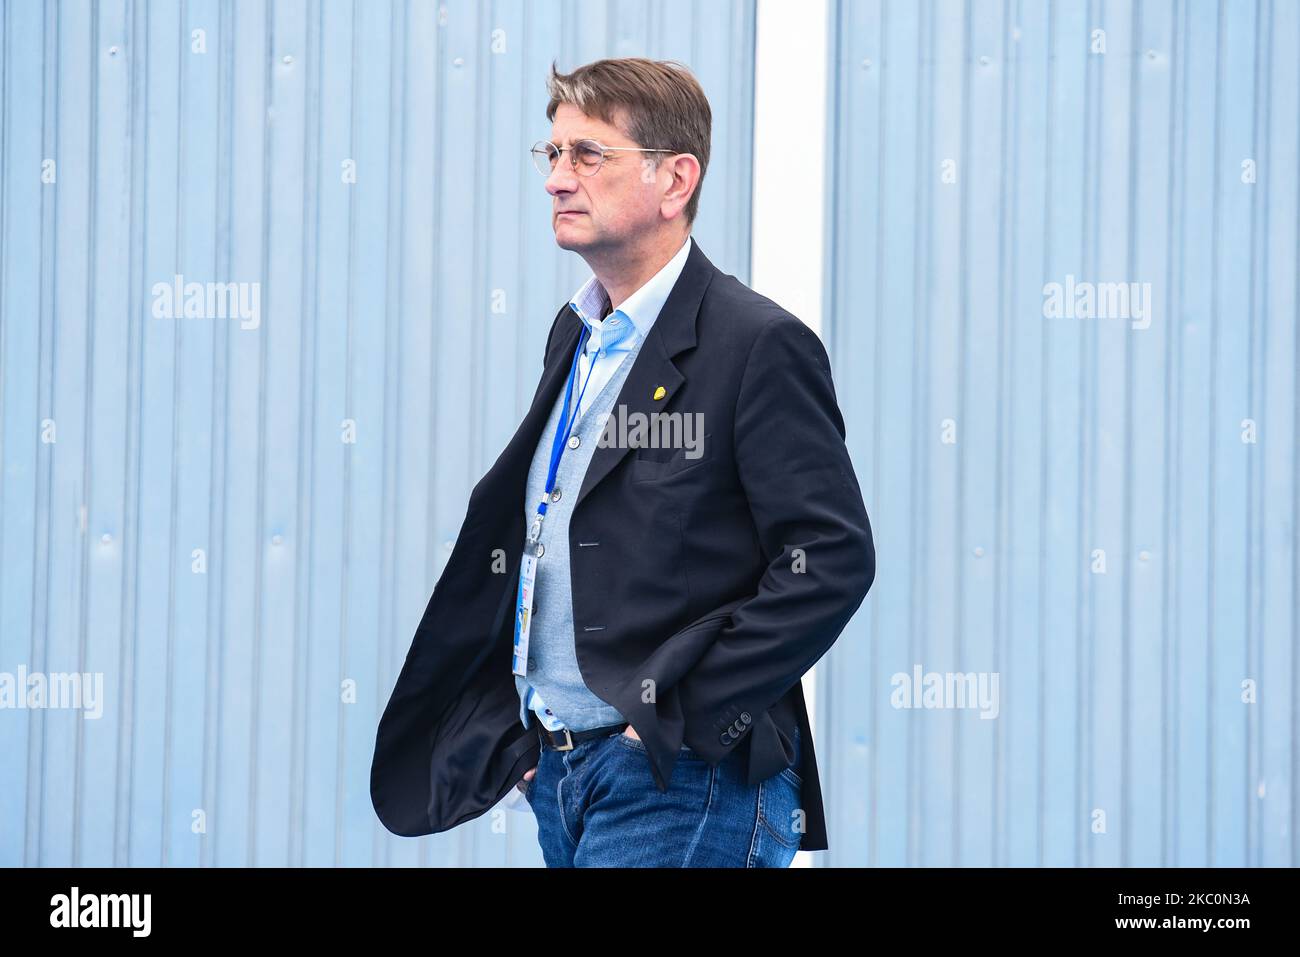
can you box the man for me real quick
[370,57,874,867]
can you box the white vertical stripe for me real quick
[751,0,829,338]
[752,0,831,868]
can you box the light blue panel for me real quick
[919,0,964,870]
[1040,0,1090,868]
[1257,0,1298,869]
[1207,0,1254,869]
[0,0,756,867]
[82,0,131,870]
[1085,0,1131,871]
[136,0,188,870]
[825,0,1299,868]
[956,0,1005,869]
[824,0,886,868]
[1126,0,1175,868]
[0,0,46,868]
[45,0,94,869]
[999,0,1052,870]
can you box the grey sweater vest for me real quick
[513,332,644,731]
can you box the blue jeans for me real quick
[523,724,804,867]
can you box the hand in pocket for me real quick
[516,766,537,794]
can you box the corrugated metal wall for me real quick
[824,0,1298,866]
[5,0,1292,871]
[0,0,755,866]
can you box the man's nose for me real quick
[545,160,578,196]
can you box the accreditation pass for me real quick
[511,543,539,676]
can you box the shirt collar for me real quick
[567,234,694,352]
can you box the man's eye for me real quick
[576,144,604,165]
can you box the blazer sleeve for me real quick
[675,313,876,762]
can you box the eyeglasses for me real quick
[530,138,676,177]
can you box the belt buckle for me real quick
[553,727,574,751]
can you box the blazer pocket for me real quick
[629,432,711,483]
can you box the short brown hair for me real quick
[545,57,712,224]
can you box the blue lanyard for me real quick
[529,325,594,540]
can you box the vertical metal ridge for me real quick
[868,0,887,873]
[1206,0,1226,865]
[1075,0,1096,870]
[1118,0,1143,869]
[121,0,147,868]
[1290,0,1300,874]
[911,0,937,869]
[950,0,972,867]
[290,0,326,870]
[1035,0,1056,871]
[990,0,1014,869]
[206,0,237,872]
[72,0,102,870]
[247,0,274,866]
[168,0,189,871]
[336,0,361,872]
[1243,0,1269,870]
[1168,0,1191,866]
[375,0,408,868]
[30,0,57,871]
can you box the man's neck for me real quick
[583,230,689,310]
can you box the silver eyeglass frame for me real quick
[530,138,677,176]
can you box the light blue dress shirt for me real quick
[569,233,695,419]
[519,233,695,733]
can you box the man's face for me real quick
[544,103,664,254]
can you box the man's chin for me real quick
[553,229,590,251]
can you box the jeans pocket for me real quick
[612,728,700,757]
[612,728,648,751]
[757,767,804,850]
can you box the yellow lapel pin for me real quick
[652,386,666,401]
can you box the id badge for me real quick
[511,540,539,676]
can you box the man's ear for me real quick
[660,154,701,219]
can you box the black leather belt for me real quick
[536,720,629,752]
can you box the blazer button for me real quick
[740,712,752,724]
[550,489,562,503]
[536,543,545,558]
[568,435,580,449]
[719,733,732,746]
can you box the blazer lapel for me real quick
[575,239,717,510]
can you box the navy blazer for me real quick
[370,239,875,852]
